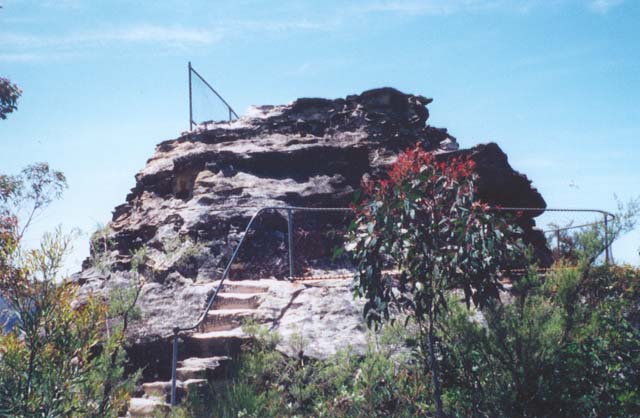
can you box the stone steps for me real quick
[126,283,270,416]
[202,308,258,332]
[176,356,231,380]
[142,378,208,400]
[220,281,269,294]
[127,329,248,416]
[127,355,233,416]
[186,326,252,356]
[212,292,262,310]
[127,397,169,417]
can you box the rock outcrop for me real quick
[72,88,549,385]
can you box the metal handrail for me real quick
[170,207,266,405]
[169,206,351,405]
[490,207,616,263]
[168,205,616,405]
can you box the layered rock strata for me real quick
[72,88,549,384]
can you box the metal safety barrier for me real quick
[168,205,615,405]
[491,207,616,264]
[169,206,350,405]
[188,61,239,131]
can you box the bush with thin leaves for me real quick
[0,164,141,417]
[440,263,640,417]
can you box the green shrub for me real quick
[174,269,640,418]
[88,223,115,273]
[0,164,141,417]
[160,235,208,279]
[440,264,640,417]
[176,322,434,418]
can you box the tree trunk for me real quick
[427,313,444,418]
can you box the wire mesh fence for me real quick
[222,207,354,281]
[188,62,239,130]
[289,208,354,278]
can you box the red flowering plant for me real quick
[345,143,525,418]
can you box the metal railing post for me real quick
[170,328,179,406]
[287,208,294,280]
[495,207,615,265]
[188,62,193,131]
[604,213,610,265]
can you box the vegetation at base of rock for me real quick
[0,229,141,417]
[440,263,640,417]
[170,262,639,418]
[346,144,526,417]
[0,161,141,417]
[172,322,434,418]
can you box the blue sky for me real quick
[1,0,638,273]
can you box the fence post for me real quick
[170,328,179,406]
[188,62,193,131]
[287,209,294,280]
[604,213,610,265]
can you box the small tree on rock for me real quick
[346,144,525,418]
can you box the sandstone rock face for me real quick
[71,87,549,375]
